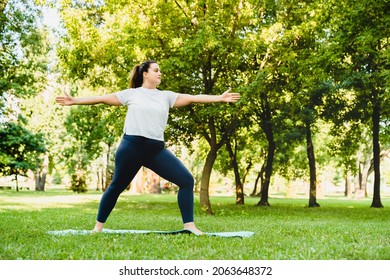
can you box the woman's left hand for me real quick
[221,88,241,103]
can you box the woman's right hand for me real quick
[55,92,75,106]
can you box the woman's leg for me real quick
[94,136,143,231]
[144,148,203,235]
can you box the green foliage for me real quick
[323,0,389,131]
[51,171,62,185]
[57,0,137,89]
[61,94,123,192]
[0,0,49,104]
[0,0,51,191]
[0,116,46,178]
[319,0,389,193]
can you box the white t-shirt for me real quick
[115,87,179,141]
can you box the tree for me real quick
[243,20,288,207]
[216,122,255,205]
[61,91,121,192]
[55,1,133,191]
[0,116,46,191]
[0,0,50,190]
[224,130,252,205]
[1,0,48,104]
[324,0,389,208]
[20,81,70,191]
[267,0,329,207]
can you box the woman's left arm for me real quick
[173,88,240,108]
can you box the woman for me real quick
[56,60,240,235]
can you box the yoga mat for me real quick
[47,229,254,238]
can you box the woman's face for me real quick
[144,63,162,85]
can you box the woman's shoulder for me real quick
[116,88,136,94]
[158,89,178,95]
[115,88,137,103]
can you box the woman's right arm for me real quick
[56,92,122,106]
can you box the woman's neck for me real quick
[141,82,157,89]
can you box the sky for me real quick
[42,6,60,28]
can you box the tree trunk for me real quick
[257,140,274,206]
[251,162,265,197]
[359,161,371,198]
[251,170,260,197]
[199,116,227,215]
[257,124,274,207]
[96,169,102,191]
[235,182,244,205]
[257,103,275,207]
[35,170,46,191]
[370,96,383,208]
[241,160,252,195]
[15,174,19,192]
[103,143,112,191]
[35,154,48,191]
[345,170,353,198]
[200,147,218,215]
[306,122,320,207]
[353,159,362,198]
[225,140,244,204]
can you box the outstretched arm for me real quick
[55,92,122,106]
[173,88,240,108]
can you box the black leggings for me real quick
[96,135,194,224]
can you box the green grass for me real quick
[0,190,389,260]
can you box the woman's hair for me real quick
[129,60,157,88]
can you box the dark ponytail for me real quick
[129,60,157,88]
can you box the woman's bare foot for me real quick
[92,221,104,233]
[183,222,204,236]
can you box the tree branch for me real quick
[173,0,196,26]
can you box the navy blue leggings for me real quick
[96,135,194,224]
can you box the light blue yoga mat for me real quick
[47,229,254,238]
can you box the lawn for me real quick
[0,190,389,260]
